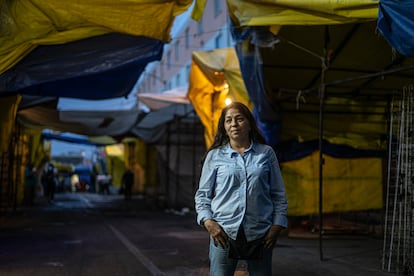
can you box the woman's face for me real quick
[224,107,251,143]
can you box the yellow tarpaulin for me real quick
[280,97,388,150]
[0,0,192,74]
[0,95,21,153]
[188,48,252,147]
[188,1,386,216]
[283,151,383,216]
[225,0,378,27]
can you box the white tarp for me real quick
[137,86,189,110]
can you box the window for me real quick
[175,41,180,61]
[215,33,222,49]
[185,28,190,49]
[167,51,171,69]
[197,17,203,35]
[186,65,190,82]
[214,0,221,17]
[176,73,181,87]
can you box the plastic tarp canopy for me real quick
[226,0,414,153]
[377,0,414,57]
[284,151,383,216]
[18,102,140,137]
[0,0,193,145]
[0,0,193,99]
[186,46,386,215]
[137,86,190,110]
[0,96,21,153]
[187,48,252,147]
[0,0,192,74]
[0,33,164,99]
[188,1,414,214]
[42,132,113,147]
[131,103,196,144]
[226,0,414,215]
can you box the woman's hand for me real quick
[263,225,283,249]
[203,219,228,248]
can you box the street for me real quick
[0,193,394,276]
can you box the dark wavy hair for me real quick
[200,102,266,164]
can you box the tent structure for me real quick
[0,1,194,213]
[190,0,414,268]
[0,0,193,148]
[137,86,190,110]
[132,89,205,209]
[0,0,193,99]
[188,48,252,147]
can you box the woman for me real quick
[195,102,288,275]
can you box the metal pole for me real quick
[318,26,330,261]
[318,78,325,262]
[382,98,394,270]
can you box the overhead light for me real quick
[225,98,232,106]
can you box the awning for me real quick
[0,33,164,99]
[18,101,140,137]
[137,86,190,110]
[187,48,251,147]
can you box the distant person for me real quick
[24,163,37,205]
[194,102,288,275]
[43,163,56,203]
[98,174,111,195]
[121,168,134,200]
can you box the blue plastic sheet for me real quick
[378,0,414,56]
[0,33,163,99]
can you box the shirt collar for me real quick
[223,141,256,157]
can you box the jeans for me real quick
[209,237,273,276]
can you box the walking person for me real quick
[195,102,288,275]
[43,163,56,203]
[121,168,134,200]
[24,162,37,205]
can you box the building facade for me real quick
[136,0,234,96]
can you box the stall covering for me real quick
[0,0,192,99]
[137,86,190,110]
[132,88,205,209]
[223,0,414,152]
[188,1,414,216]
[0,0,194,151]
[377,0,414,56]
[42,132,115,147]
[0,0,191,74]
[187,48,252,147]
[0,96,21,153]
[17,101,140,137]
[0,33,164,99]
[132,87,196,144]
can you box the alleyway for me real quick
[0,193,394,276]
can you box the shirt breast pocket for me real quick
[250,163,269,184]
[216,164,242,184]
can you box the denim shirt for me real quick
[195,142,288,241]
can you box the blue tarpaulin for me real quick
[42,132,113,146]
[0,33,163,99]
[378,0,414,57]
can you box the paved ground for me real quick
[0,192,396,276]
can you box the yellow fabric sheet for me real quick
[0,96,21,153]
[283,151,383,216]
[188,48,252,147]
[0,0,192,74]
[225,0,378,27]
[280,97,388,150]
